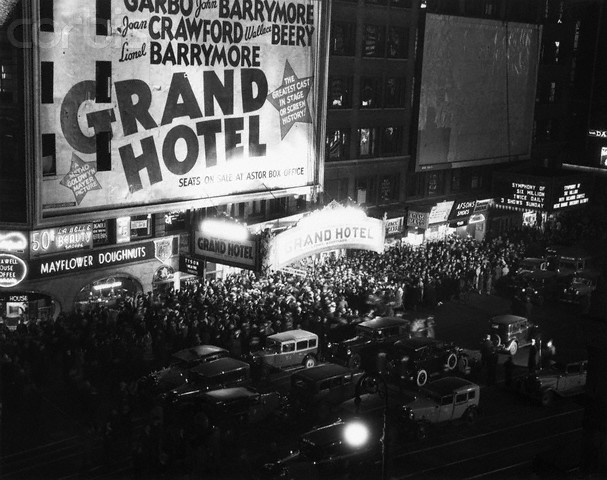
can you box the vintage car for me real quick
[289,363,366,421]
[385,337,466,387]
[515,257,549,277]
[163,357,251,403]
[560,270,599,304]
[519,270,564,305]
[401,377,480,439]
[140,345,229,394]
[556,247,595,275]
[324,316,413,370]
[515,357,587,406]
[250,329,319,370]
[488,314,538,355]
[179,386,283,427]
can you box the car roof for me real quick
[527,270,557,280]
[267,329,318,343]
[292,363,355,381]
[189,357,249,375]
[172,345,228,362]
[558,247,593,260]
[394,337,438,349]
[520,257,545,265]
[358,316,411,330]
[491,314,528,325]
[202,386,257,402]
[424,377,477,396]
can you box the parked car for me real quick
[179,386,282,426]
[401,377,480,439]
[515,257,549,277]
[488,314,538,355]
[250,329,319,371]
[289,363,366,421]
[556,247,595,275]
[385,337,466,387]
[163,357,251,404]
[514,357,587,406]
[140,345,229,394]
[520,270,564,305]
[324,316,412,370]
[560,270,599,304]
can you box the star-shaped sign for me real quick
[60,153,102,205]
[267,61,313,139]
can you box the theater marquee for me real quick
[39,0,324,218]
[269,207,385,268]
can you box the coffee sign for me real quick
[0,254,27,288]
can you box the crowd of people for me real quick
[1,208,604,476]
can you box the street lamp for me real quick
[353,372,389,480]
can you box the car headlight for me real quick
[563,288,567,294]
[402,406,414,420]
[575,290,580,295]
[346,348,351,355]
[327,342,333,350]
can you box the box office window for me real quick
[385,77,405,108]
[360,77,381,108]
[357,127,379,157]
[327,129,350,161]
[362,25,385,57]
[330,22,355,56]
[387,27,408,59]
[328,76,352,109]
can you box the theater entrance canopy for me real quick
[267,204,385,269]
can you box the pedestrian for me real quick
[541,339,556,369]
[527,338,538,373]
[480,334,494,370]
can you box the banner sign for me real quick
[449,199,476,220]
[473,199,491,213]
[0,254,27,288]
[428,201,454,224]
[30,224,93,257]
[179,254,205,277]
[269,207,385,268]
[40,0,322,218]
[407,211,429,229]
[385,217,404,236]
[29,241,157,279]
[194,232,258,270]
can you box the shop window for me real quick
[328,76,352,108]
[1,293,57,328]
[357,127,378,157]
[381,126,402,156]
[74,275,143,312]
[360,77,381,108]
[362,25,385,57]
[330,22,355,56]
[384,77,405,108]
[326,129,350,161]
[387,27,408,59]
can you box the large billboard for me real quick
[38,0,323,219]
[416,14,540,171]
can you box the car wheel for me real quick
[348,353,362,370]
[446,353,458,371]
[303,355,317,368]
[507,341,518,356]
[415,422,428,440]
[416,369,428,387]
[541,390,555,407]
[458,355,469,374]
[491,334,502,348]
[464,406,479,423]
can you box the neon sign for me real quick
[0,232,27,253]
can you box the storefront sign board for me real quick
[40,0,322,217]
[385,217,404,235]
[30,224,93,257]
[449,200,477,220]
[429,201,454,224]
[194,232,258,270]
[552,182,589,210]
[179,254,205,277]
[29,241,157,279]
[0,231,27,253]
[0,254,27,288]
[407,211,429,229]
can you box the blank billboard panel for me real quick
[416,14,541,171]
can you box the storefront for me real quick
[447,198,492,241]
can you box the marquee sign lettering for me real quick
[269,207,385,268]
[0,254,27,288]
[0,232,27,253]
[30,224,93,257]
[40,0,322,217]
[552,182,589,210]
[194,231,258,270]
[499,181,547,210]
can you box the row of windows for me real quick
[329,76,405,109]
[331,23,409,58]
[327,126,404,161]
[324,174,401,205]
